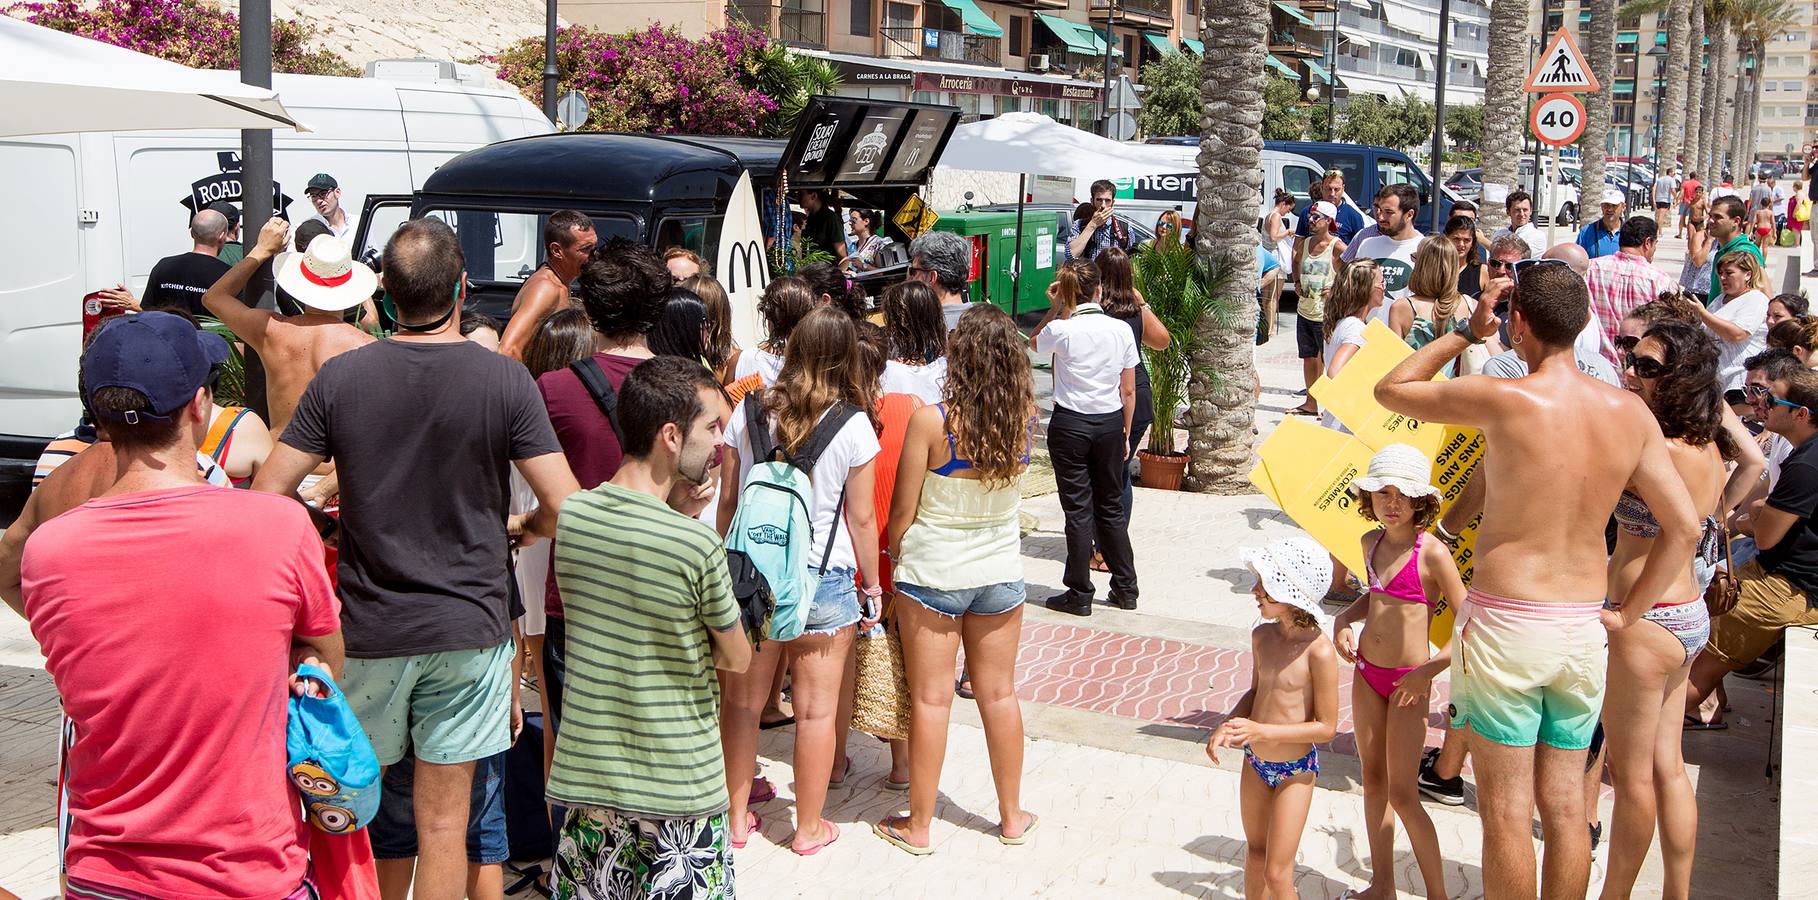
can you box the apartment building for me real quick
[1756,3,1813,161]
[1291,0,1489,107]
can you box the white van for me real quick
[1107,146,1371,232]
[0,68,552,484]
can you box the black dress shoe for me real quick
[1045,592,1093,616]
[1107,593,1138,610]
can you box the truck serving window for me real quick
[415,210,635,283]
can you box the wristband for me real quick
[860,585,884,598]
[1451,317,1486,345]
[1434,521,1461,544]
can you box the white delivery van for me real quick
[0,67,552,485]
[1106,145,1371,232]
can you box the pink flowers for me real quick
[8,0,358,75]
[489,23,793,136]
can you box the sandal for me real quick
[873,818,933,856]
[1683,714,1728,731]
[998,811,1039,846]
[1287,405,1319,416]
[731,810,763,849]
[827,755,853,786]
[956,672,974,700]
[760,714,795,730]
[791,818,840,856]
[882,774,910,791]
[1089,552,1109,573]
[748,776,776,804]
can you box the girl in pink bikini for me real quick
[1332,443,1465,900]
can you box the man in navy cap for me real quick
[6,311,344,900]
[306,172,355,240]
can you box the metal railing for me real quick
[1089,0,1173,23]
[880,26,1002,66]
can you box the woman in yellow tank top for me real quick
[872,304,1039,855]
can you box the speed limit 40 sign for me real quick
[1530,92,1587,148]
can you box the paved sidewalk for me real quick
[0,230,1792,899]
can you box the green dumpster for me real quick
[930,209,1062,315]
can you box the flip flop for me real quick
[748,776,776,804]
[760,715,795,730]
[792,819,840,856]
[731,811,762,849]
[873,820,933,856]
[998,811,1040,846]
[827,756,853,787]
[1683,714,1728,731]
[955,675,974,700]
[882,775,910,791]
[1286,406,1319,416]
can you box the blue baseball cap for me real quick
[83,312,231,424]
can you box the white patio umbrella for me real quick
[0,16,308,138]
[939,112,1192,309]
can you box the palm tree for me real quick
[1187,0,1267,493]
[1728,0,1794,173]
[1657,0,1691,179]
[1701,1,1734,177]
[1682,0,1705,175]
[1581,0,1618,213]
[1479,0,1530,231]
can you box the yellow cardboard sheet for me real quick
[1255,321,1485,647]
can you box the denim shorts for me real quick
[804,566,861,635]
[368,752,509,865]
[897,580,1027,618]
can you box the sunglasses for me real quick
[1767,393,1812,414]
[1614,334,1641,352]
[1623,350,1669,380]
[1486,258,1515,270]
[1511,257,1568,283]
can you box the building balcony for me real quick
[1296,0,1337,11]
[1088,0,1173,29]
[881,25,1003,67]
[995,0,1070,9]
[1270,31,1326,57]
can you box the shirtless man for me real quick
[498,210,597,361]
[1375,262,1700,900]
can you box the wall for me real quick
[559,0,724,38]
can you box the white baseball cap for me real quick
[1601,188,1626,206]
[1312,200,1339,220]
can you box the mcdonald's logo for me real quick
[726,239,767,295]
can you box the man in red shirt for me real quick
[1677,170,1702,239]
[18,312,344,900]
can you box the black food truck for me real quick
[352,97,959,347]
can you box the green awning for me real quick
[1143,32,1178,56]
[1267,54,1298,78]
[1273,1,1316,26]
[1181,37,1205,54]
[1035,13,1096,55]
[1081,23,1123,57]
[1305,59,1332,83]
[935,0,1003,37]
[1615,78,1635,95]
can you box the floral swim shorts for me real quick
[554,807,733,900]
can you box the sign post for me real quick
[1523,30,1598,251]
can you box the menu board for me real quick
[780,97,958,189]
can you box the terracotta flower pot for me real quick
[1137,449,1189,491]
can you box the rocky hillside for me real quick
[218,0,551,70]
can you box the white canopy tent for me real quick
[0,16,308,138]
[939,112,1191,309]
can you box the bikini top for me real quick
[929,404,1035,476]
[1615,489,1724,560]
[1366,530,1431,608]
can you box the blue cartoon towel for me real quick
[287,663,381,833]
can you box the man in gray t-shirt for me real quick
[1480,346,1621,386]
[1750,177,1776,217]
[910,231,973,331]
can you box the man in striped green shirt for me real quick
[547,357,752,900]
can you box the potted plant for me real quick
[1130,238,1233,489]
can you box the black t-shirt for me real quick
[1761,433,1818,599]
[803,206,846,261]
[143,252,232,316]
[281,339,564,658]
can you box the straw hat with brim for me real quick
[275,234,377,313]
[1348,442,1440,500]
[1240,536,1333,628]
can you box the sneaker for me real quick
[1108,593,1138,611]
[1589,821,1603,852]
[1044,592,1093,617]
[1417,747,1465,806]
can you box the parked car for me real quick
[1446,168,1484,203]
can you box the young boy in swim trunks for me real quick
[1210,536,1339,900]
[1333,444,1464,900]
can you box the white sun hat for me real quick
[1349,443,1440,501]
[1240,535,1333,627]
[274,234,377,312]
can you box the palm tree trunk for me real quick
[1683,3,1705,173]
[1658,0,1691,176]
[1186,0,1265,493]
[1728,38,1750,174]
[1703,16,1731,176]
[1581,0,1618,210]
[1744,47,1765,170]
[1479,0,1529,231]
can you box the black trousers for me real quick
[1048,405,1138,599]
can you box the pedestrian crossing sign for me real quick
[1523,30,1600,93]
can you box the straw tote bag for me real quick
[851,596,912,741]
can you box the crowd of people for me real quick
[3,154,1816,900]
[1227,165,1818,899]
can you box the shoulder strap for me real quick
[569,358,624,446]
[201,406,247,462]
[790,402,862,475]
[745,387,779,463]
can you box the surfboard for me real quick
[717,171,770,350]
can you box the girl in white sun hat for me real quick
[1209,534,1339,898]
[1332,442,1464,900]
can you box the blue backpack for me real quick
[724,390,861,642]
[287,663,381,833]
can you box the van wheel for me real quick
[1561,202,1577,227]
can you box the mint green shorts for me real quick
[341,641,513,767]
